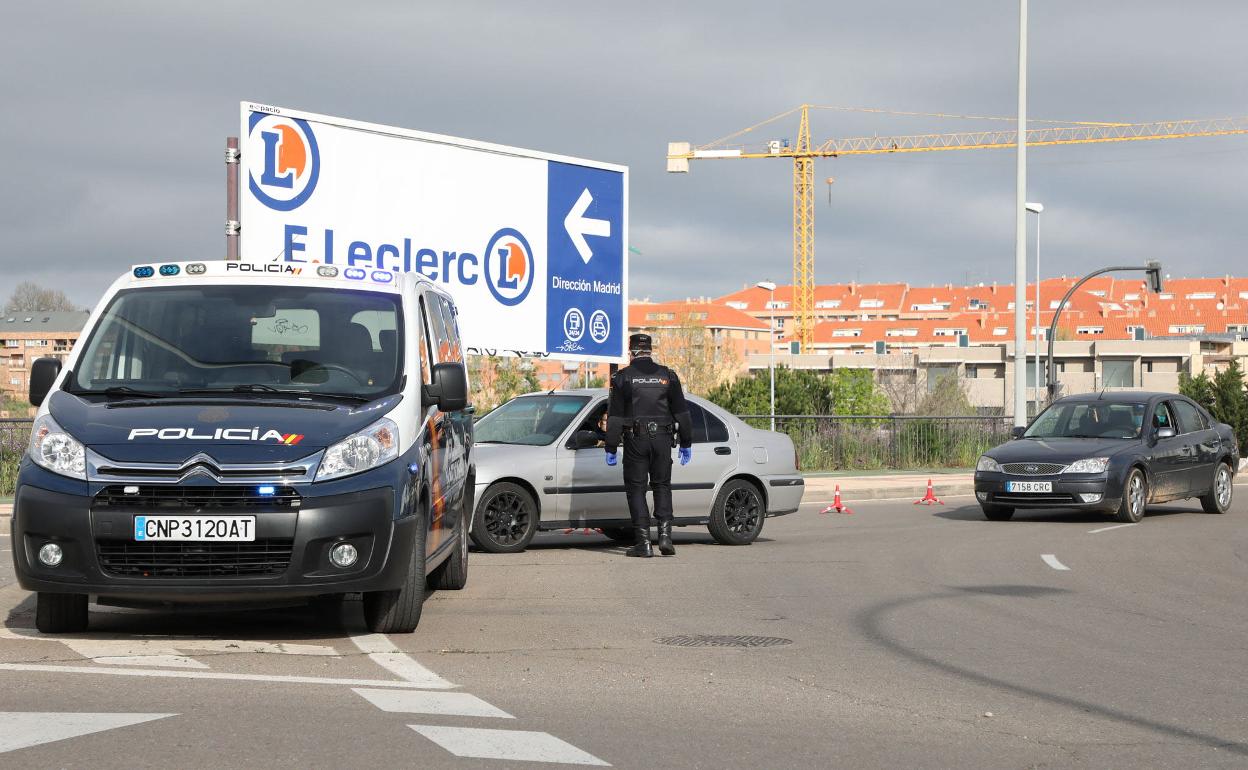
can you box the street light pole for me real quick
[1012,0,1029,427]
[757,281,778,431]
[1026,201,1044,415]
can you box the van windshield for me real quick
[71,286,403,401]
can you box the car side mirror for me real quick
[1156,426,1175,439]
[1011,426,1027,440]
[423,362,468,412]
[29,357,62,407]
[570,430,600,450]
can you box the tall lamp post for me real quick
[1025,201,1044,415]
[757,281,778,431]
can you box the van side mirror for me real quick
[1011,426,1027,439]
[423,362,468,412]
[1156,426,1175,439]
[29,357,62,407]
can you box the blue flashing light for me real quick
[344,268,366,280]
[257,485,277,496]
[371,270,394,284]
[133,266,155,278]
[159,264,180,276]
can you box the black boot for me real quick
[625,526,653,558]
[657,520,675,556]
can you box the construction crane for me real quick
[667,105,1248,346]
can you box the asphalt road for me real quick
[3,487,1247,768]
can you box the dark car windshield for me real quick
[71,285,403,400]
[475,395,590,446]
[1024,401,1147,439]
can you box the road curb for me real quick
[804,483,976,502]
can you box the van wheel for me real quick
[1115,469,1148,523]
[36,593,88,633]
[470,482,538,553]
[708,479,765,545]
[1200,462,1234,514]
[363,521,427,633]
[428,493,470,590]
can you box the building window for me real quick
[926,365,956,391]
[1024,362,1049,388]
[726,301,748,310]
[886,328,918,338]
[1186,292,1215,300]
[765,301,788,310]
[815,300,841,309]
[933,328,965,337]
[1102,360,1135,388]
[1125,293,1140,301]
[992,327,1008,336]
[859,299,884,308]
[1076,326,1104,335]
[1158,292,1174,300]
[1048,300,1061,309]
[911,303,950,311]
[1088,290,1107,297]
[831,329,861,338]
[1168,324,1205,334]
[9,377,20,386]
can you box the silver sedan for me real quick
[469,389,804,552]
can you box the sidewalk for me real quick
[803,471,974,502]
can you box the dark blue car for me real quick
[974,392,1238,523]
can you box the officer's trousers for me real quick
[622,432,674,527]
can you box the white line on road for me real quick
[0,712,176,754]
[1041,554,1071,571]
[348,634,456,689]
[0,663,442,689]
[353,688,513,718]
[411,725,610,766]
[1088,523,1138,534]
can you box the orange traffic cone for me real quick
[914,478,944,505]
[820,484,853,514]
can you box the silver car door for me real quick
[555,399,626,524]
[670,401,736,515]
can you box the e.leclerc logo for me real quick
[483,228,534,306]
[248,112,320,211]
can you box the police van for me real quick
[12,261,474,634]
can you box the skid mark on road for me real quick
[1041,554,1071,571]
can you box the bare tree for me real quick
[4,282,78,313]
[649,314,742,396]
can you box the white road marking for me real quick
[1088,523,1138,534]
[349,634,456,689]
[0,663,438,688]
[0,712,175,754]
[1042,554,1071,571]
[353,688,513,718]
[411,725,610,766]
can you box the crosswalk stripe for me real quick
[0,712,175,754]
[353,688,513,718]
[410,725,610,766]
[348,634,456,689]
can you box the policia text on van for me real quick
[11,261,475,634]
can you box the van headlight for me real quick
[29,414,86,479]
[315,417,399,482]
[1064,457,1109,474]
[976,456,1002,473]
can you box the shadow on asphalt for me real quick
[856,587,1248,757]
[508,533,777,552]
[932,505,1197,524]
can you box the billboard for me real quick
[238,102,627,361]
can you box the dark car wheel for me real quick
[428,490,470,590]
[708,479,765,545]
[363,517,428,634]
[599,527,634,543]
[36,593,88,634]
[1115,468,1148,523]
[981,504,1015,521]
[1200,462,1234,514]
[471,482,538,553]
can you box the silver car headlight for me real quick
[976,455,1002,473]
[316,417,399,482]
[29,414,86,479]
[1064,457,1109,474]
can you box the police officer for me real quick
[604,333,693,557]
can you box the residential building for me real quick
[0,311,90,414]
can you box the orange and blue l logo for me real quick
[248,113,320,212]
[483,227,534,307]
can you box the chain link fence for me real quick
[1,419,32,496]
[738,415,1014,472]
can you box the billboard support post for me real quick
[225,136,240,261]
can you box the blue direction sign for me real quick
[546,162,625,359]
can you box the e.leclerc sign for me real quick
[239,102,627,361]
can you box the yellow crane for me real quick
[667,105,1248,346]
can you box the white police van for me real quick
[12,261,474,633]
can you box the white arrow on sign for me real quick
[563,188,611,263]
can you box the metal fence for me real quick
[1,419,32,496]
[737,415,1013,472]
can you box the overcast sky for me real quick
[3,1,1246,308]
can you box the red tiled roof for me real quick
[628,301,769,331]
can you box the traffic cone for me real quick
[820,484,853,514]
[562,527,601,535]
[914,478,944,505]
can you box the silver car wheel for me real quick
[1129,474,1145,517]
[1216,465,1233,508]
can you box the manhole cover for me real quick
[654,635,792,648]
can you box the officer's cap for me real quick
[628,333,653,355]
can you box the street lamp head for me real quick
[1025,202,1044,214]
[756,281,777,292]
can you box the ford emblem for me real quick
[1025,464,1039,473]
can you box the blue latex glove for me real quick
[605,450,617,467]
[679,447,692,466]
